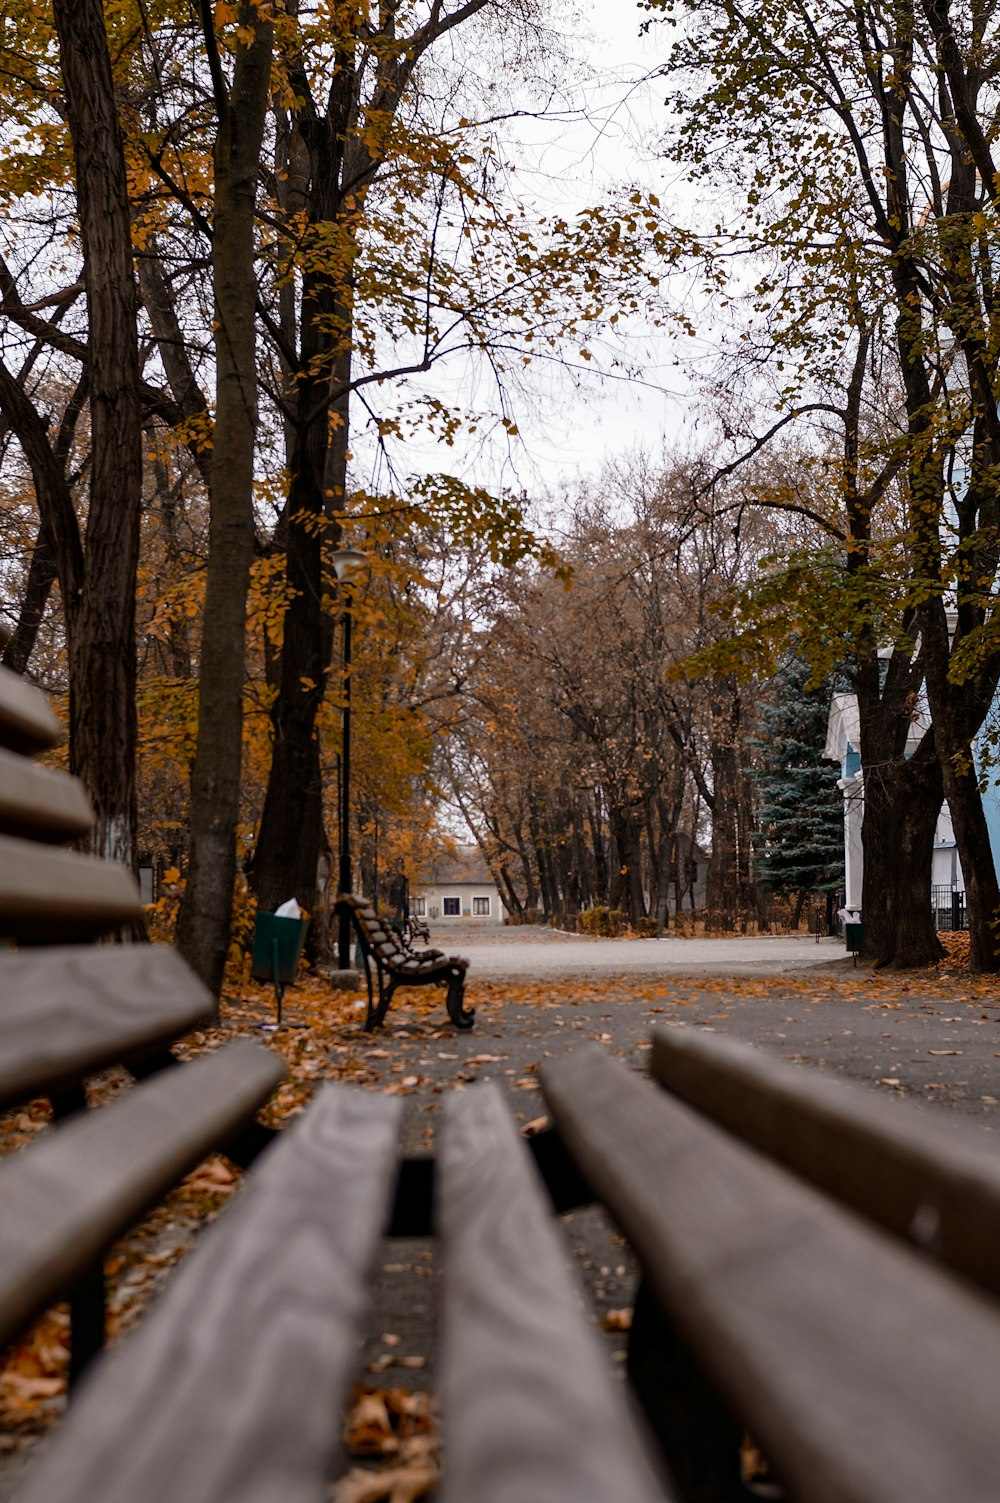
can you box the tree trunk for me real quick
[861,743,944,968]
[588,790,609,904]
[919,599,1000,972]
[572,801,593,912]
[499,865,523,917]
[176,3,273,993]
[53,0,143,868]
[515,826,539,909]
[250,263,351,916]
[2,526,58,675]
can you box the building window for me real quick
[412,896,426,917]
[472,896,491,916]
[442,897,461,916]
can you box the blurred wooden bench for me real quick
[0,663,401,1500]
[537,1029,1000,1503]
[335,891,474,1031]
[6,655,1000,1503]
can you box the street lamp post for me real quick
[330,546,367,972]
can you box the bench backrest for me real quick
[338,891,408,964]
[0,665,143,943]
[0,665,284,1379]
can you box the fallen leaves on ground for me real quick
[0,1311,69,1419]
[333,1388,439,1503]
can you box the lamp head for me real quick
[330,546,368,584]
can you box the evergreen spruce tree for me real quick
[752,655,845,923]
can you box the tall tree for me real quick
[753,656,845,922]
[249,0,670,924]
[176,0,275,993]
[649,0,1000,967]
[50,0,142,864]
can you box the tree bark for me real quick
[860,737,944,968]
[249,326,349,915]
[1,526,58,675]
[920,600,1000,970]
[52,0,143,867]
[176,2,273,993]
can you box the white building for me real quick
[411,847,505,924]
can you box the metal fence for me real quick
[931,885,967,931]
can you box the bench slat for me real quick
[0,747,94,842]
[651,1025,1000,1300]
[0,946,215,1109]
[542,1047,1000,1503]
[15,1086,403,1503]
[0,1039,284,1349]
[0,833,143,941]
[0,666,62,754]
[438,1084,668,1503]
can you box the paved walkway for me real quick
[344,935,1000,1399]
[426,922,846,976]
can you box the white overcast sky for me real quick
[507,0,696,490]
[356,0,702,506]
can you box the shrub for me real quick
[579,906,628,937]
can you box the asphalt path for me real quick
[431,924,846,977]
[346,925,1000,1402]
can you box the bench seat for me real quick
[14,1088,403,1503]
[542,1037,1000,1503]
[0,662,287,1390]
[438,1084,666,1503]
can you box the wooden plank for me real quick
[0,946,215,1109]
[0,746,93,842]
[542,1046,1000,1503]
[0,1039,284,1349]
[15,1086,403,1503]
[0,833,143,941]
[438,1084,669,1503]
[0,665,62,754]
[650,1026,1000,1300]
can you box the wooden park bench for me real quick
[335,890,475,1031]
[4,655,1000,1502]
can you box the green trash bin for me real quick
[251,911,310,1026]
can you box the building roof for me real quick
[419,846,496,887]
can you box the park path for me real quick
[342,944,1000,1414]
[426,922,845,977]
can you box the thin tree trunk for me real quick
[251,332,350,915]
[2,526,58,675]
[176,2,273,993]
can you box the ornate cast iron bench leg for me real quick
[364,967,396,1032]
[446,967,475,1030]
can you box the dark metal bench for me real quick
[5,660,1000,1502]
[335,891,474,1031]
